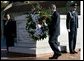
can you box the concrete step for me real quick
[9,47,36,54]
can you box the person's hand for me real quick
[67,29,70,32]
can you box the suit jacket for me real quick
[66,11,78,31]
[49,11,60,36]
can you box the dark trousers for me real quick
[68,30,77,52]
[49,35,61,55]
[5,35,14,51]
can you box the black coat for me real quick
[66,11,78,31]
[49,11,60,36]
[4,19,16,37]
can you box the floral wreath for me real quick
[26,12,49,41]
[26,3,51,41]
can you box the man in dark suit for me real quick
[3,13,16,51]
[49,4,61,59]
[66,3,78,54]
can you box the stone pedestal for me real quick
[9,15,53,57]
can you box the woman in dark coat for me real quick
[3,13,16,51]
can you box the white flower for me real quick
[34,24,43,36]
[36,24,42,28]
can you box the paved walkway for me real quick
[1,49,80,60]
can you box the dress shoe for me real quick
[49,55,56,59]
[73,50,78,53]
[70,52,74,54]
[70,51,78,54]
[49,54,61,59]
